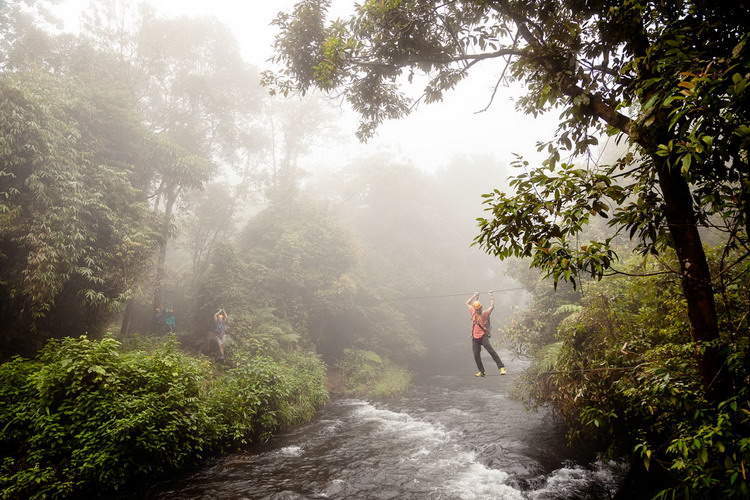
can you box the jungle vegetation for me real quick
[0,2,518,496]
[2,0,748,497]
[269,0,750,497]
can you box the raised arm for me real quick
[466,292,479,312]
[486,292,495,314]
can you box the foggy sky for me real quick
[57,0,559,178]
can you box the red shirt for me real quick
[470,309,492,339]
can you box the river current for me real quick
[155,354,625,499]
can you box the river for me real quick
[154,354,625,499]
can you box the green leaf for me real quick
[680,154,692,175]
[663,95,684,107]
[642,94,660,111]
[90,365,106,375]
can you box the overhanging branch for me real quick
[355,47,526,70]
[489,0,635,136]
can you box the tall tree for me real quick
[83,6,263,309]
[182,183,235,287]
[0,0,59,65]
[261,96,336,203]
[0,67,158,356]
[268,0,750,402]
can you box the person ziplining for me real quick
[466,292,506,377]
[376,286,520,377]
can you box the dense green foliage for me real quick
[0,70,158,355]
[338,348,412,398]
[499,259,582,358]
[513,252,750,497]
[0,335,327,499]
[0,2,265,355]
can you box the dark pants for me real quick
[472,335,504,373]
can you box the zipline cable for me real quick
[383,286,528,302]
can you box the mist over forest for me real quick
[1,1,749,499]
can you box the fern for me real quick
[554,304,583,316]
[535,342,563,372]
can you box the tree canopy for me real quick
[0,69,158,354]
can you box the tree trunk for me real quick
[655,160,727,401]
[120,300,133,336]
[153,185,178,310]
[741,171,750,241]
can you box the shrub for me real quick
[338,348,411,398]
[206,350,327,446]
[0,335,327,499]
[520,254,750,498]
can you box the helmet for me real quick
[472,301,482,310]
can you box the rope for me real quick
[382,286,528,302]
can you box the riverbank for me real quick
[334,348,412,399]
[0,335,327,499]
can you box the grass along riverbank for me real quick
[335,349,412,399]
